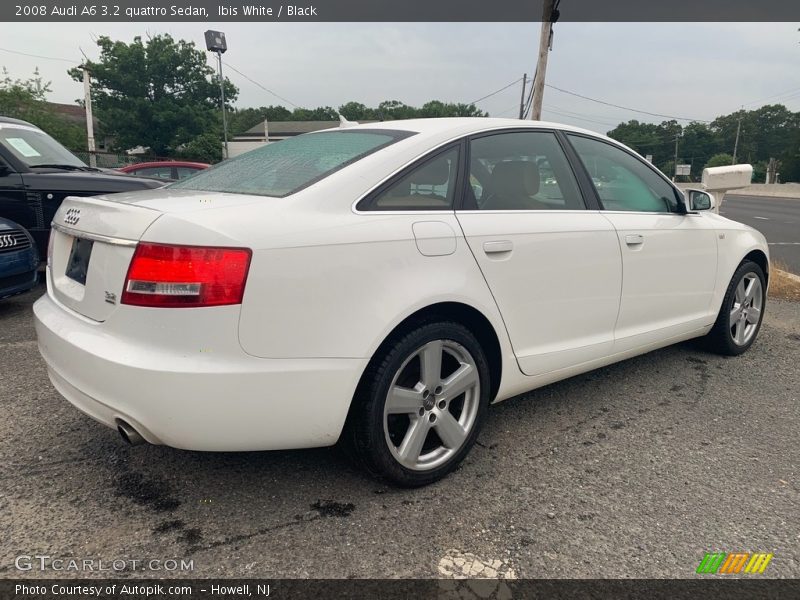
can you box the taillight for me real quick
[121,243,252,308]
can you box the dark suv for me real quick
[0,116,163,256]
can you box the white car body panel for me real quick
[33,118,769,451]
[602,211,719,351]
[456,210,621,376]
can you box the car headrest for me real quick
[490,161,540,197]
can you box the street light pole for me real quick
[215,50,229,160]
[204,30,229,160]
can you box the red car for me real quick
[118,161,210,181]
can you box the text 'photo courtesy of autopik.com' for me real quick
[1,0,799,598]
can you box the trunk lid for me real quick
[48,190,263,321]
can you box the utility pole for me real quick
[732,112,742,164]
[82,68,97,168]
[673,133,680,182]
[530,0,558,121]
[518,73,528,119]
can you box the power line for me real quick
[742,84,800,107]
[221,60,299,108]
[541,106,618,128]
[0,46,80,64]
[545,83,711,123]
[468,77,523,105]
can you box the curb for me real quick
[776,268,800,284]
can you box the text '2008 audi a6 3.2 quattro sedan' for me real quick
[34,118,769,486]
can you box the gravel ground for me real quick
[2,284,798,579]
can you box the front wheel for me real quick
[344,321,491,487]
[702,260,766,356]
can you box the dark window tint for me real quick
[175,166,202,180]
[466,131,584,211]
[134,166,173,179]
[567,135,680,213]
[171,130,412,198]
[366,147,460,211]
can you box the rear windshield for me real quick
[169,129,414,197]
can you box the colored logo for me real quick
[697,552,773,574]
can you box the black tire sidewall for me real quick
[360,322,491,487]
[716,261,767,355]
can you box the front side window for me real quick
[465,131,584,210]
[567,135,681,213]
[364,147,460,211]
[171,129,413,198]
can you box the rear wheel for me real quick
[345,321,490,487]
[702,260,766,355]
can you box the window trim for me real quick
[562,132,688,215]
[355,140,465,213]
[458,127,591,212]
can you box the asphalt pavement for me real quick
[2,284,799,579]
[721,195,800,274]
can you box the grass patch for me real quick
[770,261,800,301]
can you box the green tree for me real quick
[70,35,237,156]
[705,153,734,169]
[228,105,293,135]
[176,132,223,163]
[0,68,85,149]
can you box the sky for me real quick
[1,22,799,134]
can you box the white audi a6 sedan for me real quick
[34,118,768,486]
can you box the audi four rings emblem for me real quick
[0,234,17,248]
[64,208,81,225]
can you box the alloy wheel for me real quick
[383,340,481,471]
[730,273,763,346]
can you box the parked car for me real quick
[0,116,164,256]
[118,161,210,181]
[0,218,38,300]
[34,118,769,486]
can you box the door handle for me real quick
[483,240,514,254]
[625,234,644,246]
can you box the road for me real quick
[2,284,799,579]
[721,194,800,274]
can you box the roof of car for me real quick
[335,117,605,138]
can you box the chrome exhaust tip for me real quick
[117,420,145,446]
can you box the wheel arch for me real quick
[357,301,504,404]
[742,249,769,284]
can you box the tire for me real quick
[702,260,766,356]
[343,321,491,487]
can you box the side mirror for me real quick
[687,189,714,212]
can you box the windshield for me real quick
[0,122,86,168]
[170,129,414,197]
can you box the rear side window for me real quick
[567,134,681,213]
[170,130,414,198]
[360,146,461,211]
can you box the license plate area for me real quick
[65,237,94,286]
